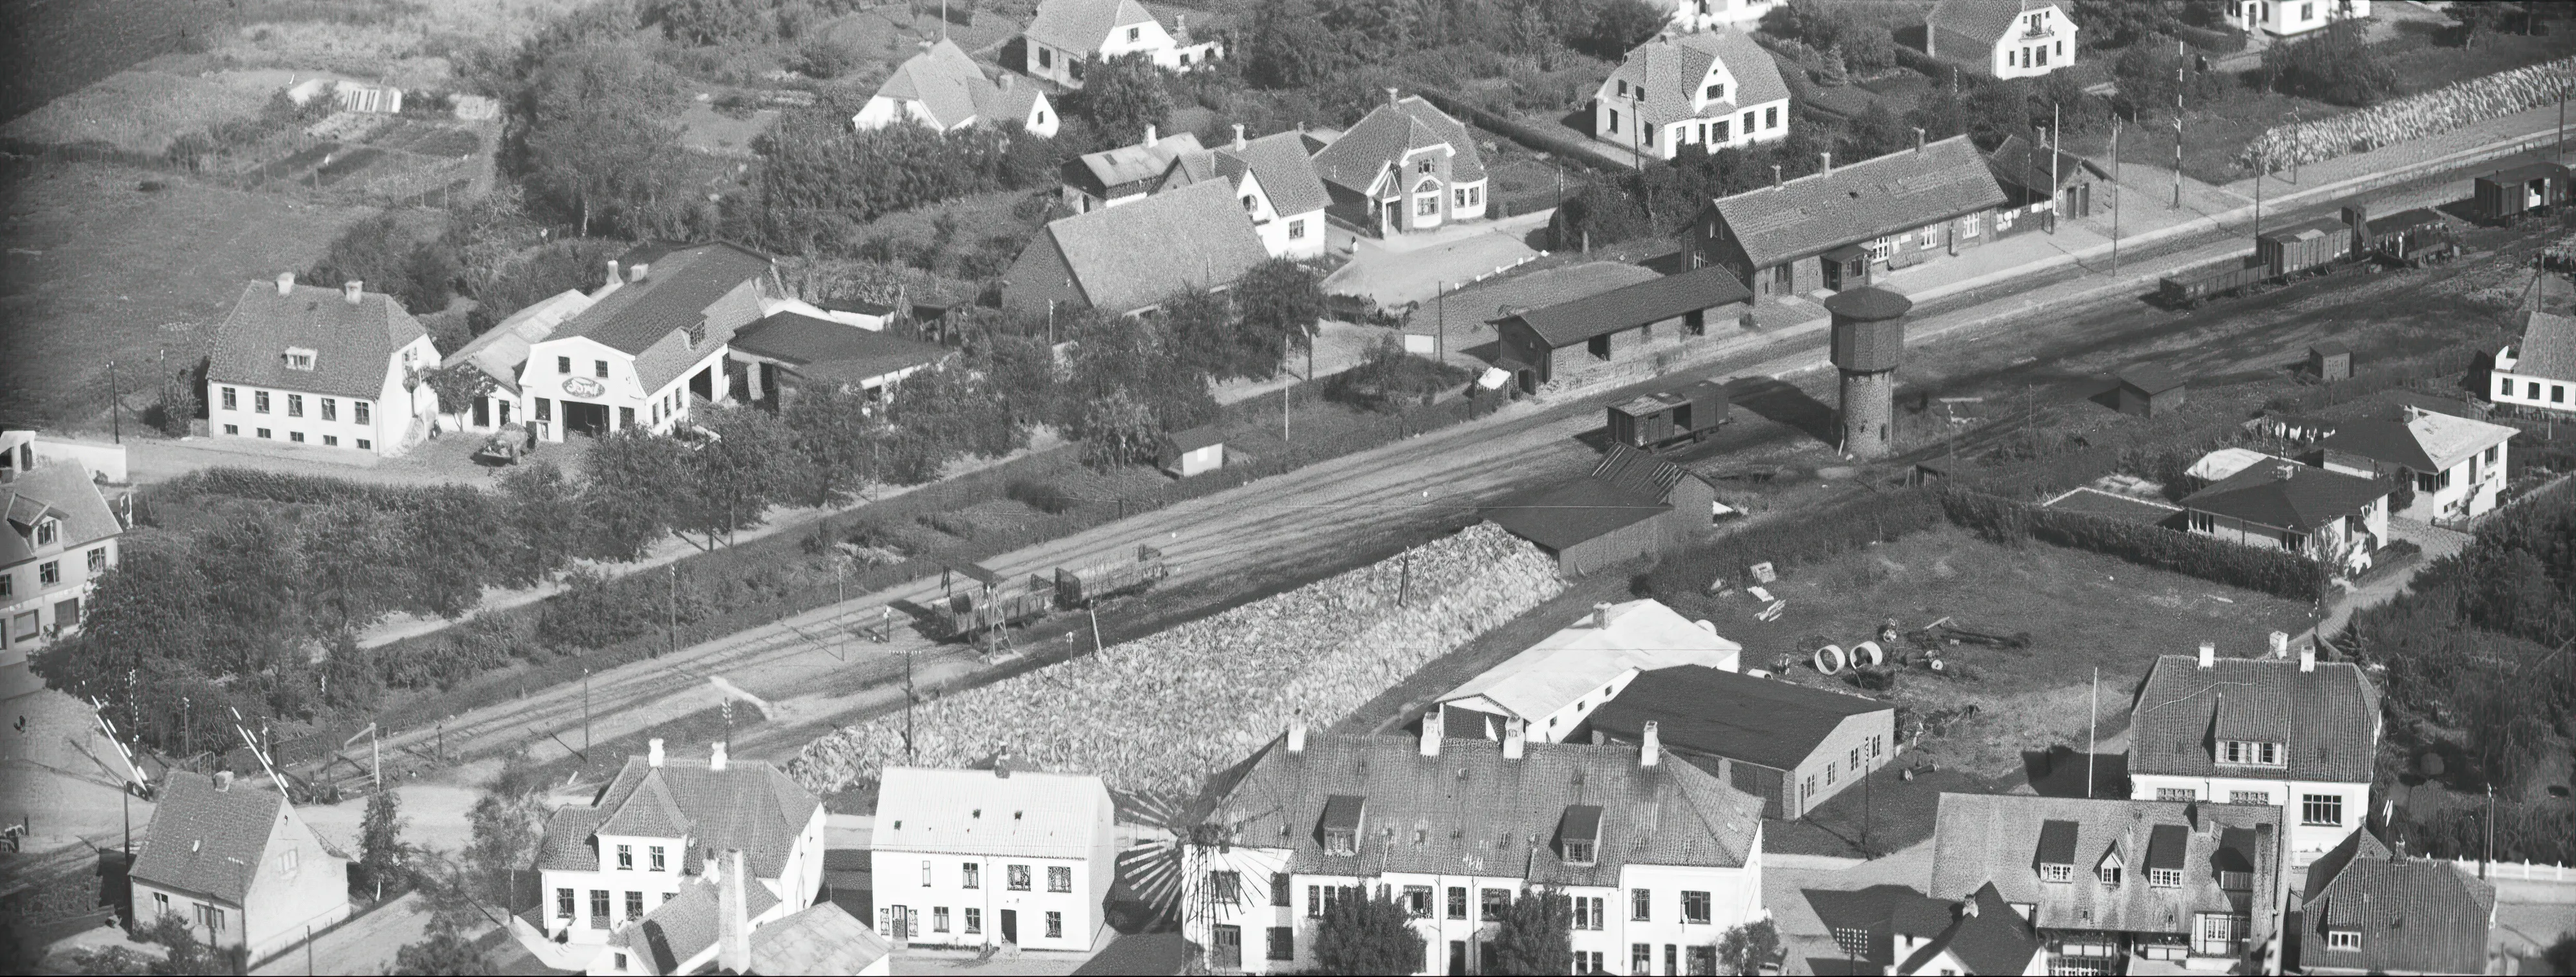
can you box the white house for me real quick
[208,275,439,456]
[1156,125,1333,259]
[1591,30,1793,162]
[2493,308,2576,414]
[872,764,1117,953]
[1,459,123,652]
[1434,599,1739,746]
[129,771,351,964]
[1927,0,2079,80]
[0,431,126,484]
[2128,641,2381,866]
[1021,0,1221,89]
[854,39,1058,138]
[2178,456,2390,574]
[515,740,828,974]
[1665,0,1780,32]
[2224,0,2368,38]
[2319,406,2517,522]
[1185,725,1766,976]
[1311,93,1490,238]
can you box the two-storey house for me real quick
[1184,722,1766,976]
[2178,456,2390,574]
[1061,126,1205,213]
[1157,125,1334,259]
[1434,599,1740,746]
[1927,0,2079,80]
[855,39,1057,136]
[2224,0,2368,38]
[515,740,828,974]
[208,275,438,456]
[2321,406,2518,522]
[870,764,1117,952]
[1021,0,1220,88]
[2492,308,2576,415]
[1,459,122,652]
[1930,793,2285,973]
[129,771,350,964]
[1587,665,1897,821]
[1591,30,1791,162]
[506,243,776,443]
[1004,180,1271,318]
[2127,641,2381,865]
[1689,136,2009,301]
[1311,93,1490,238]
[2297,828,2495,976]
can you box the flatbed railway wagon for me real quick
[1607,380,1730,450]
[921,563,1057,644]
[2348,204,2458,268]
[2473,158,2575,225]
[2159,253,2271,308]
[1053,544,1168,608]
[2256,217,2357,279]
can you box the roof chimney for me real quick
[649,737,665,767]
[710,740,728,771]
[1176,13,1186,37]
[2270,631,2290,658]
[1386,87,1399,107]
[1421,710,1441,757]
[994,748,1013,778]
[1000,71,1014,89]
[1144,124,1157,147]
[716,849,752,973]
[1593,602,1613,628]
[275,272,295,295]
[1914,127,1926,153]
[2299,644,2316,672]
[1232,123,1247,151]
[1641,721,1661,768]
[213,770,233,791]
[343,280,364,305]
[628,262,649,283]
[2198,643,2215,669]
[1288,710,1307,753]
[1772,164,1783,188]
[1957,896,1979,918]
[1820,151,1832,177]
[1502,718,1525,760]
[606,260,621,288]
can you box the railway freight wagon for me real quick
[2257,217,2356,278]
[1607,380,1730,450]
[2356,206,2458,268]
[2159,253,2272,308]
[1053,544,1168,608]
[2473,158,2574,224]
[922,575,1058,643]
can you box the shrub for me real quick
[536,569,662,650]
[918,511,978,539]
[2257,19,2401,108]
[1325,337,1473,413]
[1006,478,1080,514]
[1937,489,2330,601]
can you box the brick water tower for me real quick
[1824,286,1913,460]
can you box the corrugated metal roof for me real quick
[1438,599,1740,723]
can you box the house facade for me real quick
[1591,30,1792,162]
[1690,136,2008,302]
[2127,643,2381,865]
[208,275,438,456]
[1157,126,1333,259]
[855,39,1057,137]
[2178,457,2389,574]
[2319,407,2515,522]
[2224,0,2369,38]
[1,460,122,652]
[1927,0,2079,80]
[2492,308,2575,414]
[1587,665,1897,821]
[1311,94,1490,238]
[129,771,351,963]
[1435,599,1741,746]
[1183,727,1766,976]
[2297,828,2495,976]
[871,765,1118,952]
[1021,0,1221,88]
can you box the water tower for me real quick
[1824,286,1913,460]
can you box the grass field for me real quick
[0,0,224,123]
[0,162,375,431]
[0,68,272,154]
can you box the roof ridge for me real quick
[1719,134,1981,200]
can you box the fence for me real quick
[2445,859,2576,883]
[2239,56,2576,169]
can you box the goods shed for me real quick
[1489,266,1750,391]
[1483,445,1716,576]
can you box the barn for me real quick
[1482,445,1717,576]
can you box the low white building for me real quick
[1021,0,1221,88]
[1591,30,1793,162]
[855,39,1058,138]
[1,459,123,652]
[207,275,439,456]
[1435,598,1739,746]
[1157,125,1335,260]
[2127,641,2381,866]
[1185,725,1766,976]
[871,764,1117,952]
[2223,0,2368,38]
[2493,308,2575,414]
[1927,0,2080,80]
[2319,406,2516,522]
[2178,456,2389,574]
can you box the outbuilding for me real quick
[1585,664,1898,820]
[1158,426,1225,477]
[2308,341,2352,381]
[2116,365,2188,417]
[1483,445,1717,576]
[1488,265,1751,391]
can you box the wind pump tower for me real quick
[1824,286,1913,460]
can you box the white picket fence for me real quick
[2446,859,2576,883]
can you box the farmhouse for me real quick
[872,765,1118,952]
[727,311,951,409]
[1590,30,1792,162]
[1435,599,1741,747]
[2297,828,2495,976]
[854,39,1057,137]
[1483,445,1719,576]
[1927,0,2079,80]
[129,771,350,963]
[1489,266,1751,392]
[2318,405,2515,522]
[2222,0,2370,38]
[1020,0,1221,88]
[1311,94,1490,237]
[1156,126,1333,259]
[2492,308,2576,414]
[208,275,440,456]
[1585,665,1896,821]
[1,460,122,652]
[2178,457,2389,573]
[1183,728,1766,976]
[1004,180,1270,317]
[2127,642,2381,864]
[1061,125,1205,213]
[1688,136,2008,301]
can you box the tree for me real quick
[1232,259,1329,380]
[1549,180,1651,251]
[2260,19,2399,107]
[583,429,692,559]
[2449,0,2511,47]
[2070,0,2178,49]
[464,756,548,906]
[390,924,496,976]
[513,41,694,238]
[784,384,886,505]
[355,788,410,901]
[1078,390,1163,469]
[1716,918,1781,975]
[194,511,308,674]
[678,405,803,548]
[1484,889,1574,974]
[136,912,246,976]
[1309,892,1426,975]
[1068,53,1172,146]
[1248,0,1342,88]
[798,37,861,78]
[308,215,460,316]
[1581,0,1669,58]
[298,501,411,634]
[155,361,200,437]
[496,460,582,586]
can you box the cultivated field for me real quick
[0,67,272,155]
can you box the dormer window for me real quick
[283,347,317,370]
[2149,868,2184,887]
[2040,863,2073,883]
[1616,80,1629,98]
[36,519,57,546]
[1558,804,1602,866]
[1320,795,1365,855]
[1704,83,1724,101]
[2035,819,2078,884]
[2098,849,2124,887]
[2220,740,2282,766]
[2325,929,2359,950]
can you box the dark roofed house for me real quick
[1310,93,1490,237]
[206,274,440,456]
[1005,180,1271,317]
[1690,136,2010,302]
[1586,665,1896,819]
[129,771,350,963]
[1987,131,2103,217]
[2116,364,2188,416]
[2298,828,2495,976]
[1060,127,1205,212]
[1155,127,1334,259]
[727,311,952,407]
[1490,266,1751,391]
[1484,445,1717,576]
[2127,645,2382,865]
[2178,457,2390,574]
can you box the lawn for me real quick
[678,102,780,158]
[843,186,1054,283]
[0,161,376,431]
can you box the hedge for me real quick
[2174,25,2246,55]
[1937,488,2330,601]
[1411,88,1628,174]
[1643,488,1947,599]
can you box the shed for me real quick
[2115,365,2188,417]
[1606,380,1730,449]
[1157,426,1225,477]
[1482,445,1717,576]
[2308,341,2352,381]
[1488,266,1751,389]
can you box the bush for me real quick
[1325,337,1472,413]
[2256,19,2401,108]
[535,568,662,650]
[1006,478,1080,514]
[797,38,861,78]
[918,511,978,539]
[1937,488,2330,601]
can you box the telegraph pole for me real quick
[2173,38,2185,209]
[107,361,122,444]
[2112,113,2123,274]
[667,564,679,659]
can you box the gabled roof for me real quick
[553,242,774,356]
[1312,96,1487,195]
[2320,410,2517,472]
[1929,793,2279,936]
[1708,136,2006,268]
[1483,477,1666,551]
[750,902,892,976]
[873,766,1113,860]
[605,875,781,976]
[2127,653,2381,784]
[129,772,284,906]
[445,288,595,390]
[1026,0,1162,54]
[1439,600,1741,722]
[1070,131,1205,193]
[1439,262,1661,325]
[728,312,950,383]
[1927,0,2060,47]
[1987,133,2103,193]
[207,281,428,399]
[1898,883,2043,976]
[1194,734,1763,883]
[874,39,994,129]
[1803,884,1955,968]
[1587,665,1891,771]
[1600,30,1791,129]
[1225,131,1332,217]
[1,462,120,568]
[2179,458,2387,532]
[1036,180,1271,315]
[2301,829,2495,975]
[2508,308,2576,382]
[585,754,821,880]
[1496,266,1750,347]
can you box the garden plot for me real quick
[789,522,1563,793]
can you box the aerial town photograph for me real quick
[2,0,2575,972]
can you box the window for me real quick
[1573,895,1605,930]
[965,908,982,934]
[617,845,634,869]
[557,888,575,918]
[2504,376,2517,396]
[1446,886,1468,919]
[1633,944,1652,974]
[1211,924,1242,968]
[289,431,305,443]
[932,907,950,932]
[1765,106,1777,129]
[1271,874,1290,906]
[1402,885,1432,917]
[1960,216,1979,239]
[1044,864,1073,893]
[321,398,336,422]
[284,349,314,370]
[221,387,237,411]
[2099,864,2123,886]
[1871,735,1884,758]
[1705,83,1723,101]
[356,439,370,450]
[557,356,572,374]
[1038,47,1051,68]
[2302,793,2344,826]
[960,863,980,889]
[2325,929,2359,950]
[286,394,303,418]
[1417,196,1440,217]
[2041,863,2073,883]
[1268,926,1296,960]
[1617,80,1629,97]
[354,401,370,425]
[255,391,270,414]
[2158,787,2198,801]
[2193,512,2216,533]
[1635,87,1646,103]
[2301,1,2313,19]
[2149,868,2184,888]
[256,428,272,439]
[1565,837,1596,865]
[2229,790,2272,806]
[1607,107,1620,133]
[1288,219,1306,240]
[1417,158,1435,175]
[1743,109,1757,134]
[1803,775,1817,802]
[2220,740,2282,766]
[1825,762,1836,786]
[625,890,643,919]
[224,424,238,435]
[2557,385,2568,403]
[1713,119,1730,142]
[1644,125,1655,147]
[197,903,225,932]
[613,953,628,971]
[1631,887,1651,921]
[1918,226,1939,248]
[594,360,610,378]
[1481,888,1510,921]
[1000,863,1031,891]
[1046,911,1063,938]
[1126,26,1139,40]
[619,406,635,428]
[0,575,10,599]
[1852,747,1863,771]
[1209,870,1238,903]
[922,860,934,886]
[38,562,59,586]
[2281,531,2304,551]
[34,521,55,546]
[1687,945,1716,975]
[649,846,665,871]
[1576,950,1605,974]
[588,890,610,928]
[536,398,552,422]
[1681,890,1710,924]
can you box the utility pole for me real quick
[2087,667,2099,799]
[903,648,917,765]
[2050,102,2060,234]
[2112,113,2123,274]
[2174,38,2185,209]
[2254,140,2266,242]
[1282,335,1291,443]
[1436,283,1446,364]
[583,666,592,766]
[667,564,679,659]
[107,360,122,444]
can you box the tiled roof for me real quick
[1439,599,1741,723]
[587,755,821,880]
[728,312,950,383]
[1,462,120,568]
[2301,829,2493,975]
[1227,131,1332,217]
[2321,411,2516,472]
[1600,29,1791,129]
[1499,266,1750,347]
[1898,883,2043,976]
[1038,180,1271,315]
[1071,132,1204,193]
[1927,0,2057,47]
[129,772,282,906]
[1987,133,2101,192]
[1453,262,1661,325]
[2178,459,2387,532]
[207,281,427,399]
[445,288,594,390]
[535,807,603,871]
[1587,665,1891,771]
[1708,136,2006,268]
[553,242,774,356]
[2509,309,2576,382]
[1196,734,1763,883]
[1483,475,1667,551]
[1929,793,2279,936]
[1026,0,1160,54]
[2127,654,2381,783]
[1312,96,1487,195]
[1801,884,1952,968]
[874,39,991,129]
[873,766,1113,860]
[973,78,1045,130]
[749,902,892,976]
[608,875,781,975]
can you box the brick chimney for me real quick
[1233,123,1247,151]
[1820,151,1832,177]
[716,849,752,973]
[1287,710,1307,753]
[275,272,295,296]
[649,737,665,767]
[606,260,621,288]
[1593,603,1613,628]
[213,770,233,791]
[1772,164,1782,188]
[994,748,1013,778]
[1640,721,1661,768]
[1143,124,1157,147]
[343,280,363,305]
[710,740,728,771]
[1915,127,1926,152]
[1420,711,1441,757]
[2198,643,2215,669]
[1502,718,1524,760]
[2270,631,2290,658]
[2299,644,2316,672]
[1386,87,1399,107]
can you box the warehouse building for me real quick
[1483,446,1717,576]
[1489,266,1750,392]
[1585,665,1896,820]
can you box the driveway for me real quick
[1322,210,1553,308]
[250,892,438,976]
